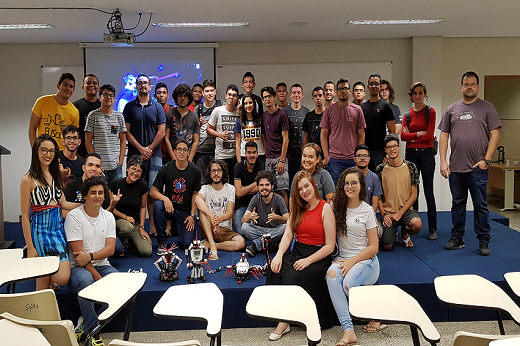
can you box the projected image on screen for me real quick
[112,61,203,112]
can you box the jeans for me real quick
[234,206,247,235]
[153,200,199,249]
[241,222,286,250]
[327,158,355,185]
[130,155,162,189]
[69,265,118,334]
[368,150,386,172]
[326,256,380,331]
[104,165,123,186]
[448,168,491,244]
[405,147,437,231]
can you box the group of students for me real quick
[22,69,500,346]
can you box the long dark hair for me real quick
[332,168,366,237]
[240,93,261,129]
[289,171,321,233]
[29,134,62,188]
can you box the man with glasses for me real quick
[361,74,396,171]
[439,71,501,256]
[376,134,422,251]
[320,78,366,185]
[59,125,84,187]
[261,86,290,206]
[151,139,201,252]
[323,81,336,107]
[85,84,127,185]
[352,81,366,106]
[123,73,166,237]
[354,144,382,212]
[207,84,241,183]
[73,74,101,158]
[29,72,80,151]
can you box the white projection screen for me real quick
[85,46,215,112]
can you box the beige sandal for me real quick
[209,251,219,261]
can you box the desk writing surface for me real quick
[0,255,58,287]
[505,272,520,298]
[491,163,520,170]
[154,282,223,337]
[490,336,520,345]
[78,272,147,323]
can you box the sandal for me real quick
[49,282,60,291]
[362,322,388,333]
[209,251,219,261]
[403,235,414,248]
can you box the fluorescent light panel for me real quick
[0,24,55,29]
[153,22,249,28]
[348,19,444,25]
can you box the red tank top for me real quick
[296,200,326,245]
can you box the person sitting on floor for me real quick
[196,159,246,260]
[241,170,288,257]
[376,134,422,250]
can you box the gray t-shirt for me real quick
[364,169,383,205]
[246,193,288,228]
[208,105,240,159]
[195,100,223,153]
[290,168,335,200]
[199,183,235,229]
[283,104,310,156]
[438,99,501,173]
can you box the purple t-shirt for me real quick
[320,102,366,160]
[263,109,290,158]
[438,99,501,173]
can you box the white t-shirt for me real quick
[199,183,235,229]
[65,206,116,268]
[337,201,378,260]
[208,106,240,159]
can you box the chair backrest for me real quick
[0,289,61,321]
[453,331,520,346]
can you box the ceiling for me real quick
[0,1,518,44]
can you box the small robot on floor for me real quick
[185,239,212,284]
[154,244,182,281]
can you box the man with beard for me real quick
[276,82,289,109]
[323,81,336,107]
[196,160,245,261]
[188,83,203,112]
[165,84,200,163]
[73,74,101,158]
[302,86,325,149]
[154,82,173,165]
[354,144,383,212]
[320,78,366,185]
[234,141,265,235]
[59,125,83,186]
[123,73,166,237]
[241,170,288,257]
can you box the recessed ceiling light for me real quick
[347,19,445,25]
[290,22,308,26]
[0,24,55,30]
[153,22,250,28]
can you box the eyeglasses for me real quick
[344,181,359,188]
[355,154,369,158]
[385,144,400,150]
[39,148,56,155]
[136,81,149,86]
[337,87,350,92]
[462,83,478,88]
[64,136,79,141]
[101,93,115,98]
[210,168,223,174]
[262,94,274,100]
[226,93,238,98]
[175,148,189,153]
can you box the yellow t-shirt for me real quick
[32,95,79,150]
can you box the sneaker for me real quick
[246,243,257,257]
[479,242,491,256]
[90,334,105,346]
[157,242,168,256]
[428,230,438,240]
[445,238,464,250]
[74,316,84,343]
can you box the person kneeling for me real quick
[65,176,118,345]
[196,160,246,260]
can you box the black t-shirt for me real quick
[361,99,395,151]
[152,161,201,213]
[238,93,264,114]
[302,110,324,149]
[233,160,265,210]
[58,151,83,184]
[72,97,101,157]
[109,178,149,223]
[63,176,110,209]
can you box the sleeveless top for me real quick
[296,199,326,245]
[30,177,62,208]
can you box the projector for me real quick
[103,33,133,46]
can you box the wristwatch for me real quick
[484,158,492,166]
[90,253,94,262]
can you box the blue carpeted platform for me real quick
[3,210,520,332]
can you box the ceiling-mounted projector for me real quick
[103,33,133,46]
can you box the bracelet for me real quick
[90,253,94,262]
[279,159,285,163]
[139,225,145,229]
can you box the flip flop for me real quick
[49,282,60,291]
[362,323,388,333]
[209,251,219,261]
[403,236,414,248]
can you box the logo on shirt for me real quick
[459,112,474,121]
[173,178,187,193]
[355,217,366,224]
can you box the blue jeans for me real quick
[69,265,118,334]
[130,155,162,189]
[326,256,380,331]
[448,168,491,244]
[241,222,286,250]
[406,147,437,231]
[327,158,355,185]
[104,165,123,186]
[234,206,247,235]
[153,200,199,249]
